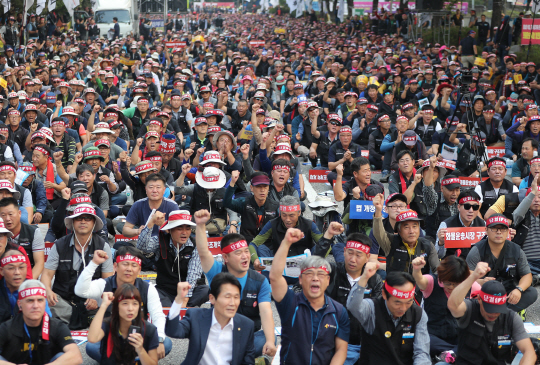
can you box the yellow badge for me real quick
[385,331,392,338]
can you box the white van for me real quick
[94,0,138,39]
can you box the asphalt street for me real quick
[77,162,540,364]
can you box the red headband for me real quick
[18,288,49,340]
[84,150,101,159]
[0,165,16,173]
[168,213,192,222]
[221,240,248,254]
[116,254,142,266]
[136,162,154,173]
[384,282,415,299]
[51,119,65,127]
[478,291,507,305]
[34,146,49,156]
[403,136,416,142]
[459,196,479,205]
[486,215,509,227]
[148,156,162,162]
[300,266,330,275]
[345,241,370,254]
[340,127,352,134]
[273,164,290,172]
[442,177,460,186]
[280,205,301,212]
[488,160,505,168]
[70,196,92,206]
[0,255,26,267]
[20,165,36,172]
[423,110,434,114]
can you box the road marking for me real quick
[303,173,318,204]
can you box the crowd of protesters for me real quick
[0,7,538,365]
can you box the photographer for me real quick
[87,284,159,365]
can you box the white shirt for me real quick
[169,303,234,365]
[346,273,361,288]
[73,261,167,339]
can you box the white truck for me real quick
[94,0,138,39]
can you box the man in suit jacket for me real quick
[165,272,255,365]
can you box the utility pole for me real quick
[164,0,168,30]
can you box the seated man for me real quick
[249,195,343,272]
[45,181,108,244]
[467,214,538,314]
[0,280,83,365]
[122,173,179,237]
[165,273,255,365]
[0,197,45,279]
[74,246,172,361]
[270,228,350,364]
[41,205,114,324]
[193,209,277,359]
[137,210,208,307]
[446,262,536,364]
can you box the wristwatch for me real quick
[516,286,524,293]
[158,336,165,343]
[231,222,239,228]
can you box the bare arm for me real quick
[269,228,303,302]
[329,337,348,365]
[194,209,216,273]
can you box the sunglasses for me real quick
[329,121,342,126]
[462,203,480,211]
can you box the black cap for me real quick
[365,184,384,200]
[70,180,89,194]
[144,72,153,78]
[479,280,508,314]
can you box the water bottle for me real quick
[126,186,134,205]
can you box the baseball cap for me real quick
[478,280,508,314]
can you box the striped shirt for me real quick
[51,133,76,167]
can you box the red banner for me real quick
[165,41,186,49]
[361,150,369,158]
[487,146,506,159]
[459,177,488,188]
[308,169,331,183]
[115,234,138,243]
[522,19,540,46]
[161,307,187,319]
[438,159,456,170]
[444,227,486,248]
[44,241,54,262]
[249,40,265,47]
[203,2,235,6]
[208,237,223,256]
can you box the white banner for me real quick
[1,0,9,11]
[48,0,56,12]
[64,0,80,23]
[337,0,344,22]
[36,0,46,14]
[24,0,35,25]
[296,0,304,17]
[286,0,297,13]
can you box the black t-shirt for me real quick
[226,109,252,134]
[0,314,75,364]
[476,21,491,38]
[99,320,159,365]
[460,36,477,56]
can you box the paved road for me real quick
[78,161,540,364]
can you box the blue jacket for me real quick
[279,291,349,364]
[165,307,255,365]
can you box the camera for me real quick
[458,69,473,93]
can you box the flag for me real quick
[286,0,297,12]
[296,0,304,17]
[64,0,80,23]
[322,1,327,13]
[24,0,35,25]
[337,0,344,22]
[47,0,56,11]
[1,0,9,11]
[36,0,46,14]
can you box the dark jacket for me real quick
[165,308,255,365]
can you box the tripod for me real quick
[447,85,490,184]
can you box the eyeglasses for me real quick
[488,227,508,232]
[442,282,458,288]
[387,204,407,210]
[302,270,329,279]
[462,203,480,211]
[73,215,95,222]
